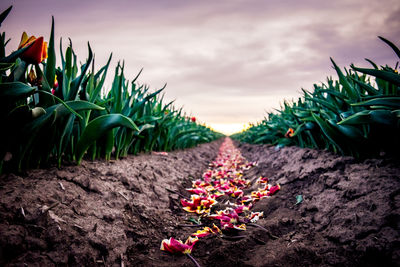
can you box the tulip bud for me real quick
[27,69,37,84]
[284,128,294,138]
[31,107,46,119]
[53,75,58,89]
[18,32,48,64]
[3,152,12,162]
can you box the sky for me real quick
[1,0,399,135]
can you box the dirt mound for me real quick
[0,139,399,266]
[237,142,400,267]
[0,140,222,266]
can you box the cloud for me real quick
[1,0,399,133]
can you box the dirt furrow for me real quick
[0,140,399,266]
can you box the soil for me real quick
[0,138,399,266]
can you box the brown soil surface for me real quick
[1,139,399,266]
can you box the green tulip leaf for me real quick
[0,62,14,71]
[330,58,358,100]
[76,114,139,164]
[351,65,400,86]
[338,109,396,126]
[352,97,400,109]
[0,6,12,27]
[311,112,344,154]
[378,36,400,59]
[0,82,35,100]
[45,16,56,91]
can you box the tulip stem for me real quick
[221,234,247,240]
[166,188,187,199]
[186,253,201,267]
[248,223,279,240]
[36,90,83,119]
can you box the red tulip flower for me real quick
[234,204,251,214]
[186,187,207,195]
[210,191,224,199]
[160,236,198,254]
[53,75,58,89]
[18,32,48,64]
[51,75,58,95]
[192,224,221,238]
[191,117,196,122]
[230,189,244,198]
[181,195,216,214]
[203,170,212,179]
[248,211,264,223]
[241,195,252,204]
[251,189,268,200]
[257,176,269,184]
[192,179,211,189]
[209,208,246,230]
[267,184,281,196]
[181,195,201,213]
[285,128,295,138]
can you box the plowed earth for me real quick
[0,139,399,266]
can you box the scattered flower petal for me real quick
[160,236,198,254]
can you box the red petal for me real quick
[21,37,45,64]
[161,238,187,253]
[267,184,281,196]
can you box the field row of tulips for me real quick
[0,6,223,173]
[160,137,280,265]
[232,37,400,158]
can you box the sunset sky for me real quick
[1,0,399,134]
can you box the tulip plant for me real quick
[232,37,400,158]
[160,137,280,265]
[0,6,222,173]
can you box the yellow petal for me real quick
[22,34,37,49]
[183,207,197,213]
[42,41,48,60]
[18,32,28,49]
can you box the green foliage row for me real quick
[232,37,400,158]
[0,6,223,173]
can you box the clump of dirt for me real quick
[0,139,399,267]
